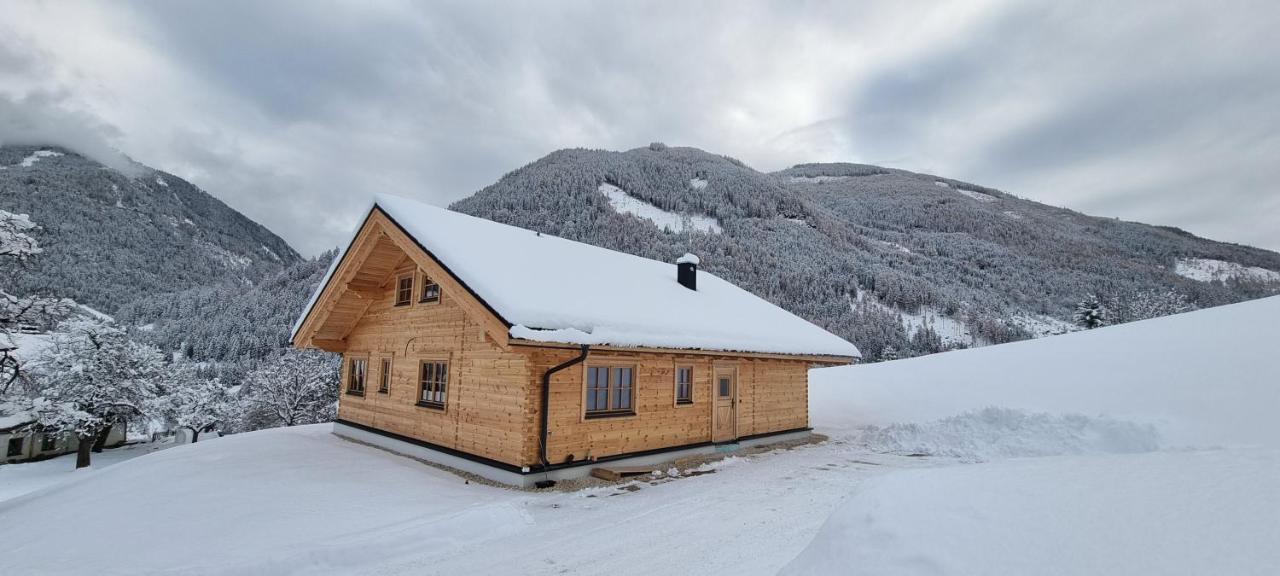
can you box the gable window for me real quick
[585,365,635,418]
[675,366,693,405]
[419,275,440,304]
[418,361,448,409]
[40,434,57,452]
[395,275,414,306]
[347,358,367,396]
[378,358,392,394]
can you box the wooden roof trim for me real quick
[293,206,513,351]
[506,338,857,366]
[366,208,511,348]
[292,206,385,349]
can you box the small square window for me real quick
[585,365,636,418]
[395,276,413,306]
[420,276,440,303]
[40,434,57,452]
[7,437,24,457]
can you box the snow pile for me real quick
[1174,257,1280,283]
[598,183,722,234]
[782,448,1280,576]
[854,407,1159,461]
[689,177,707,190]
[300,195,859,358]
[812,296,1280,447]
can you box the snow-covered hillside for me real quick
[813,294,1280,447]
[1,297,1276,575]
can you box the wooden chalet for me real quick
[291,194,860,487]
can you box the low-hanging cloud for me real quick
[0,92,144,177]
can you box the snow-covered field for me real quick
[1175,257,1280,283]
[598,183,723,234]
[1,296,1277,575]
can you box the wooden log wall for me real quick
[337,266,532,467]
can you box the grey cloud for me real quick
[3,1,1279,254]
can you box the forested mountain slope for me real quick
[452,144,1280,360]
[0,145,300,313]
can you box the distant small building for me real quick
[292,194,860,486]
[0,417,125,464]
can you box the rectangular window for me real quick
[676,366,693,404]
[420,275,440,303]
[7,437,23,457]
[40,434,57,452]
[418,361,448,409]
[585,365,635,418]
[395,275,413,306]
[347,358,367,395]
[718,376,731,398]
[378,358,391,394]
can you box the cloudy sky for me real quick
[2,0,1278,255]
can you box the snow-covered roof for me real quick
[295,194,860,359]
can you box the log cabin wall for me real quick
[522,346,810,467]
[337,264,532,467]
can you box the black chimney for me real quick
[676,253,699,290]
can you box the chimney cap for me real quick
[676,253,700,266]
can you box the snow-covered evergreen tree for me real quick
[27,318,164,468]
[240,348,339,430]
[1073,295,1109,329]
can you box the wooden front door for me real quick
[712,367,736,442]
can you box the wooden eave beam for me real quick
[505,338,857,365]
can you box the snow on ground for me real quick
[853,407,1160,461]
[0,424,930,576]
[787,175,850,183]
[598,182,722,234]
[1008,312,1076,338]
[1175,257,1280,283]
[815,296,1280,447]
[2,297,1277,574]
[0,441,175,503]
[2,331,52,361]
[18,149,63,168]
[782,448,1280,576]
[954,187,998,202]
[898,305,974,346]
[689,177,708,189]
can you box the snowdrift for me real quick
[811,295,1280,448]
[781,448,1280,576]
[790,296,1280,575]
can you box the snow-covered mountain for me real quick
[5,142,1279,363]
[453,144,1280,360]
[0,145,300,314]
